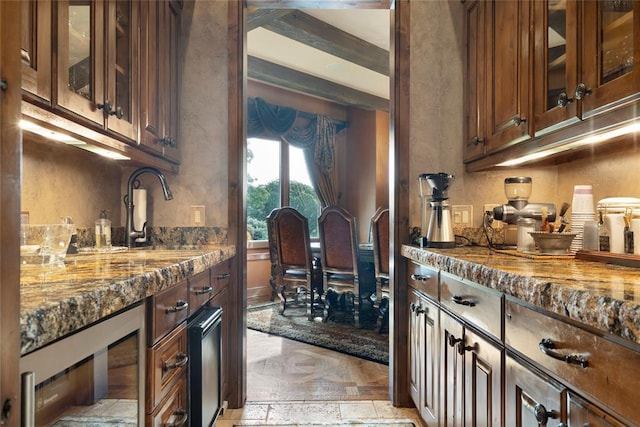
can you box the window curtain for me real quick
[247,97,347,208]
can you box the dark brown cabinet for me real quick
[55,0,137,140]
[21,0,52,105]
[465,0,640,170]
[139,0,181,163]
[463,0,532,162]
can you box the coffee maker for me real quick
[418,172,456,248]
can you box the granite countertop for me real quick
[401,244,640,347]
[20,245,236,356]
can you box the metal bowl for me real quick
[528,232,577,255]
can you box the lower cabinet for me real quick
[407,260,639,427]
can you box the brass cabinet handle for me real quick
[164,352,188,371]
[448,335,462,348]
[574,83,592,100]
[512,115,527,126]
[109,106,124,119]
[556,92,574,107]
[165,300,188,314]
[539,338,589,368]
[194,285,213,295]
[0,398,11,425]
[410,302,424,315]
[166,408,188,426]
[451,294,476,307]
[216,272,230,280]
[96,100,113,114]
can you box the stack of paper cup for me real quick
[570,185,596,253]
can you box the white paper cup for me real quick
[572,185,594,214]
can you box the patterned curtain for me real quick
[248,97,346,208]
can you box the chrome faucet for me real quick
[124,167,173,248]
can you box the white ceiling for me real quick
[247,9,391,101]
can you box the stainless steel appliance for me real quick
[489,177,556,246]
[188,306,223,427]
[418,172,456,248]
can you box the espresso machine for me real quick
[418,173,456,248]
[490,177,556,245]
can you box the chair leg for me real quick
[306,286,314,321]
[376,297,389,333]
[278,284,287,315]
[353,294,361,329]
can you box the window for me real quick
[247,138,321,241]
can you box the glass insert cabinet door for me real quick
[56,0,105,125]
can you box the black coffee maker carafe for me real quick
[418,172,456,248]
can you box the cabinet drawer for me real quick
[146,322,188,413]
[505,299,640,424]
[148,375,188,426]
[440,271,502,341]
[148,280,189,345]
[210,260,231,295]
[188,269,212,316]
[407,262,438,300]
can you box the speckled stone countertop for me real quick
[402,244,640,347]
[20,245,235,356]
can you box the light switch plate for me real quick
[190,205,205,226]
[452,205,473,227]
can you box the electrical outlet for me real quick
[452,205,473,227]
[190,205,205,226]
[483,204,500,214]
[483,204,503,228]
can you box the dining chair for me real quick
[317,205,363,328]
[371,206,390,333]
[267,207,314,319]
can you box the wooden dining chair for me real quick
[267,207,314,319]
[317,205,363,328]
[371,206,390,333]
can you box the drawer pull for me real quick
[522,394,557,425]
[410,303,424,315]
[164,352,189,371]
[194,285,213,295]
[166,408,188,426]
[216,272,230,280]
[165,300,188,314]
[539,338,589,368]
[410,273,432,282]
[451,294,476,307]
[448,335,462,348]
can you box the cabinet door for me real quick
[104,0,137,140]
[21,0,52,104]
[505,355,565,426]
[463,0,487,162]
[440,311,464,427]
[484,0,532,154]
[55,0,105,126]
[409,289,439,425]
[567,391,627,427]
[139,0,180,163]
[533,0,581,134]
[580,0,640,118]
[463,328,503,427]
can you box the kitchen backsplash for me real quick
[75,226,228,248]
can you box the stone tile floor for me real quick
[217,400,421,426]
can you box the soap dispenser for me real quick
[95,210,112,249]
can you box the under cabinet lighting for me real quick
[498,122,640,167]
[20,120,130,160]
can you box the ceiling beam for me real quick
[248,56,389,111]
[246,1,393,9]
[246,9,294,31]
[262,10,389,76]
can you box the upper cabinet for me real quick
[21,0,52,105]
[55,0,137,141]
[139,0,181,163]
[465,0,640,171]
[21,0,181,167]
[464,0,532,162]
[534,0,640,135]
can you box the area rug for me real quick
[233,423,414,426]
[246,302,389,365]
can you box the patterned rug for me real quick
[233,423,414,426]
[246,302,389,365]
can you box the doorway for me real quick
[243,1,394,404]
